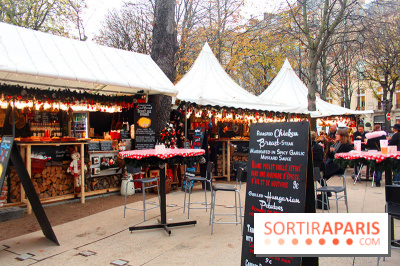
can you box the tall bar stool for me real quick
[315,169,349,213]
[183,161,213,219]
[210,167,243,235]
[123,166,160,221]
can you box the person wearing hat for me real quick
[389,123,400,150]
[389,123,400,183]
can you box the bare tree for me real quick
[361,0,400,130]
[149,0,177,137]
[94,1,153,53]
[0,0,87,38]
[283,0,358,128]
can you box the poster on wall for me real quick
[182,127,206,192]
[241,122,315,266]
[134,103,156,150]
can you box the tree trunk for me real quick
[150,0,178,138]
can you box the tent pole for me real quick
[12,98,15,138]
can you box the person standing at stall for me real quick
[388,124,400,183]
[366,124,387,187]
[352,124,367,178]
[311,131,325,173]
[328,124,337,140]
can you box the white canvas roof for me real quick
[258,59,374,118]
[175,43,299,113]
[0,22,176,96]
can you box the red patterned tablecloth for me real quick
[335,151,400,163]
[119,148,205,160]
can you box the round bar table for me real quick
[335,150,400,246]
[119,148,205,235]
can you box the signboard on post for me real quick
[134,103,156,150]
[241,122,316,266]
[0,136,59,245]
[387,113,391,121]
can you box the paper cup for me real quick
[354,140,361,152]
[380,139,388,154]
[388,145,397,154]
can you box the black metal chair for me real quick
[385,185,400,249]
[210,167,243,235]
[315,167,349,213]
[123,166,160,222]
[183,161,213,219]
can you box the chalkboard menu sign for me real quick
[32,111,59,123]
[100,141,113,151]
[241,122,310,266]
[32,146,71,161]
[234,141,249,153]
[33,111,42,123]
[88,141,100,151]
[0,136,59,245]
[182,127,206,191]
[134,103,156,150]
[120,130,130,139]
[0,137,13,192]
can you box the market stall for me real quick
[175,43,306,180]
[0,22,177,208]
[258,59,374,118]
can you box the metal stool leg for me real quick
[234,192,238,223]
[211,190,217,235]
[188,181,192,219]
[238,191,243,235]
[123,181,130,218]
[183,180,188,213]
[204,180,207,212]
[142,183,146,222]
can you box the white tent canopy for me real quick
[175,43,299,113]
[0,22,176,96]
[258,59,374,118]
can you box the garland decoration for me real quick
[334,157,400,174]
[124,155,202,168]
[0,84,145,109]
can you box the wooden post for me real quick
[79,143,85,203]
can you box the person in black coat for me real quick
[311,131,325,173]
[388,123,400,150]
[365,124,387,186]
[352,124,367,177]
[324,128,354,180]
[388,123,400,183]
[366,124,387,151]
[353,124,367,149]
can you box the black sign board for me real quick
[88,141,101,151]
[33,111,42,123]
[234,140,249,153]
[241,122,316,266]
[120,130,130,139]
[0,136,58,245]
[100,141,113,151]
[32,111,59,123]
[32,146,71,162]
[41,112,49,124]
[182,127,206,192]
[134,103,156,150]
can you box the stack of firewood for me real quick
[8,162,74,202]
[85,175,121,191]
